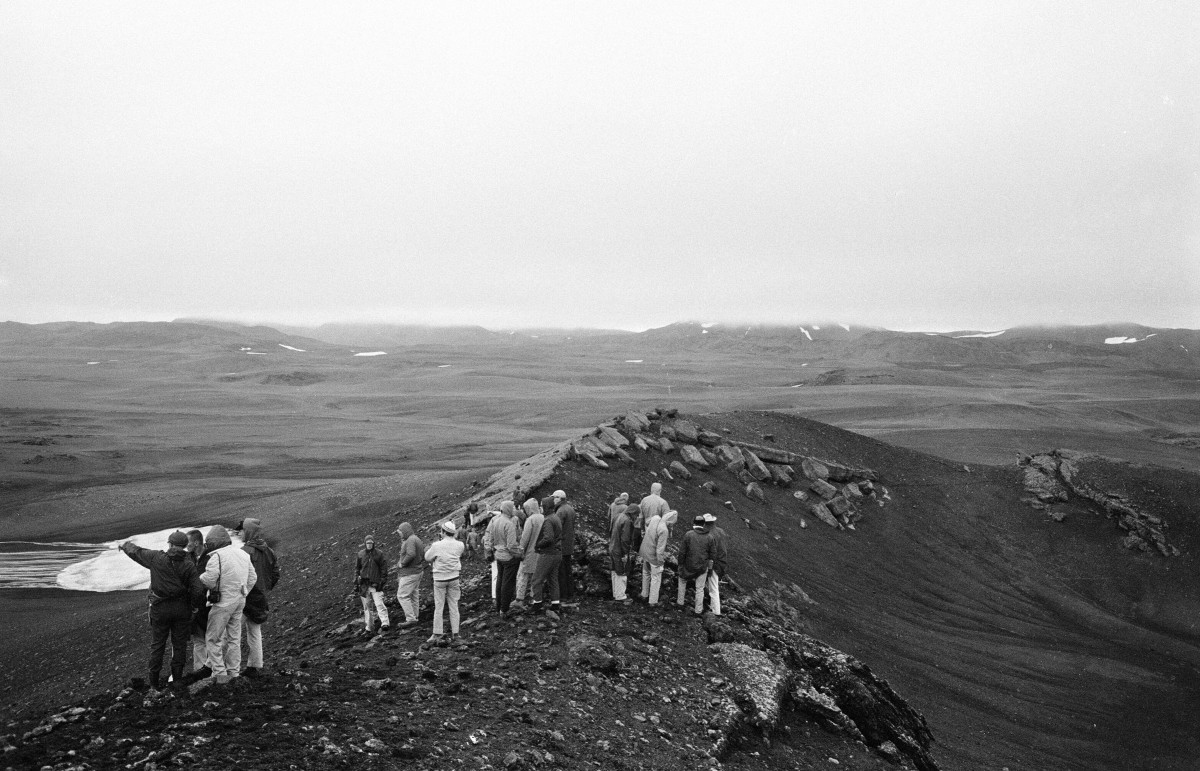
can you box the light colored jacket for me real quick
[639,514,669,566]
[424,536,465,581]
[639,493,669,521]
[200,545,257,608]
[518,511,544,574]
[487,512,521,561]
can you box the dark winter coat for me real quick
[356,545,388,591]
[677,528,716,580]
[535,510,563,555]
[120,543,202,623]
[608,509,635,575]
[241,518,279,624]
[557,501,577,558]
[709,526,729,577]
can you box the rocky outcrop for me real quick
[1019,450,1180,557]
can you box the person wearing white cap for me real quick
[702,513,726,615]
[424,520,465,644]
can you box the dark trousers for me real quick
[557,553,575,600]
[530,552,561,606]
[150,615,192,685]
[496,557,520,613]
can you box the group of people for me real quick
[120,518,280,690]
[608,482,727,614]
[355,482,728,649]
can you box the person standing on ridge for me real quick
[676,515,715,615]
[638,505,669,606]
[488,501,522,615]
[184,529,208,674]
[703,513,727,615]
[355,535,390,635]
[530,493,564,615]
[394,522,424,627]
[639,482,669,523]
[120,531,203,691]
[554,490,578,602]
[424,520,465,645]
[236,518,279,677]
[514,498,543,607]
[199,524,257,684]
[609,502,636,603]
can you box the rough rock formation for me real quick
[1020,450,1180,557]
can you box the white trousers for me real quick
[704,570,722,615]
[676,574,707,612]
[396,573,421,622]
[611,571,628,601]
[206,599,245,678]
[640,562,663,605]
[361,588,390,629]
[243,619,263,668]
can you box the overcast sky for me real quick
[2,2,1197,331]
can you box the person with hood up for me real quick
[530,492,564,615]
[639,482,670,522]
[609,502,636,602]
[355,535,390,634]
[638,507,670,605]
[487,501,522,615]
[424,520,465,645]
[393,521,424,627]
[236,518,280,677]
[514,498,543,606]
[676,515,716,614]
[609,492,629,529]
[703,513,727,615]
[199,525,257,684]
[120,530,203,690]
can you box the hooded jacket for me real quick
[200,525,258,608]
[240,518,279,623]
[120,541,202,621]
[535,509,562,555]
[556,499,577,557]
[395,522,425,576]
[356,543,388,589]
[518,504,544,575]
[486,509,521,561]
[638,514,669,566]
[608,507,635,574]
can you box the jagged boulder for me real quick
[801,458,830,481]
[709,643,789,735]
[698,430,723,446]
[659,425,678,441]
[673,420,700,444]
[567,635,620,674]
[621,411,651,434]
[767,464,792,486]
[657,437,675,454]
[669,460,693,480]
[596,425,629,448]
[680,444,709,468]
[843,482,863,499]
[810,479,838,500]
[716,445,745,465]
[828,496,851,516]
[809,502,841,528]
[698,447,719,467]
[632,434,651,452]
[700,480,721,495]
[744,482,766,503]
[743,450,772,482]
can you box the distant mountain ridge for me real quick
[3,319,1198,370]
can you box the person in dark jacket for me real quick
[676,515,716,614]
[530,494,564,615]
[554,491,578,601]
[609,502,636,602]
[355,535,390,633]
[702,513,727,615]
[120,531,203,690]
[236,518,279,676]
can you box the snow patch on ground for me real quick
[1105,334,1156,345]
[278,344,306,352]
[954,330,1007,338]
[799,327,813,341]
[87,361,100,365]
[702,329,709,334]
[245,351,267,355]
[37,526,243,592]
[354,351,387,357]
[701,322,715,328]
[839,323,851,331]
[625,360,643,363]
[437,364,452,368]
[812,325,821,330]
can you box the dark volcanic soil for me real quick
[4,410,1199,770]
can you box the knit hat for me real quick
[616,492,628,502]
[693,515,705,528]
[441,520,457,535]
[552,489,566,500]
[167,531,188,547]
[365,534,375,544]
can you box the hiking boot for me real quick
[399,619,419,628]
[425,634,444,646]
[187,666,212,684]
[243,667,261,678]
